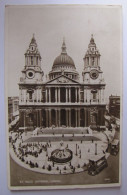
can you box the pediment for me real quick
[46,75,79,85]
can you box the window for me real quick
[28,72,33,78]
[29,91,33,99]
[93,93,97,100]
[36,57,38,65]
[31,56,33,65]
[92,57,95,66]
[87,57,89,65]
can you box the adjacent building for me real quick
[8,96,19,123]
[109,95,120,119]
[19,35,106,131]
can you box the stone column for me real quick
[100,89,102,103]
[45,88,47,103]
[75,87,77,103]
[39,89,41,102]
[49,87,51,103]
[24,89,26,102]
[58,87,60,103]
[78,88,81,102]
[69,87,71,102]
[55,87,57,102]
[36,88,38,102]
[66,88,68,103]
[19,89,22,102]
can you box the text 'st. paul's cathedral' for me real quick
[19,35,106,130]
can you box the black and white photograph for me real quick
[5,4,122,190]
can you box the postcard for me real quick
[5,4,122,190]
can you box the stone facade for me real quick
[19,35,106,131]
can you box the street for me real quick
[10,152,119,187]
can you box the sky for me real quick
[5,5,122,101]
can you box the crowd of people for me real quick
[10,131,89,174]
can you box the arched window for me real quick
[36,57,38,65]
[87,57,89,65]
[31,56,34,65]
[93,93,97,100]
[92,57,95,66]
[27,89,34,101]
[29,91,33,100]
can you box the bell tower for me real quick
[19,35,44,131]
[19,34,44,106]
[82,35,106,127]
[82,34,103,83]
[82,35,105,103]
[21,34,44,83]
[83,34,101,68]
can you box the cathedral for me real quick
[19,35,106,131]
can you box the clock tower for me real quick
[21,34,43,83]
[82,35,106,127]
[19,35,44,130]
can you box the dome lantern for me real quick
[61,38,67,54]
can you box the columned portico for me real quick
[45,86,82,104]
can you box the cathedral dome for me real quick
[49,39,79,81]
[53,53,75,67]
[52,40,76,69]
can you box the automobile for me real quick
[87,154,108,176]
[111,139,119,156]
